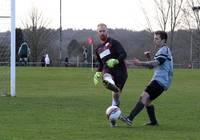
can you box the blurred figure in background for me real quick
[45,54,50,67]
[64,57,69,67]
[18,41,30,66]
[41,54,45,67]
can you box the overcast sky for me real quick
[0,0,161,31]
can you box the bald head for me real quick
[97,23,108,42]
[97,23,107,28]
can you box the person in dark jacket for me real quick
[18,41,30,66]
[93,23,128,127]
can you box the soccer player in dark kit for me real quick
[93,23,128,127]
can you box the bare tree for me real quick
[22,8,56,63]
[138,0,153,32]
[183,0,200,67]
[170,0,184,51]
[188,0,200,30]
[153,0,184,51]
[139,0,184,55]
[154,0,171,31]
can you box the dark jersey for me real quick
[18,42,30,58]
[95,37,127,74]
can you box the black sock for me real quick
[146,105,157,124]
[128,101,144,121]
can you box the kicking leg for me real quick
[120,91,150,125]
[128,91,150,121]
[112,91,120,107]
[103,73,120,93]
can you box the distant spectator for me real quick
[187,64,192,69]
[18,41,30,66]
[41,55,45,67]
[45,54,50,67]
[65,57,69,67]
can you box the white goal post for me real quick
[10,0,16,97]
[0,0,16,97]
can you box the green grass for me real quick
[0,67,199,140]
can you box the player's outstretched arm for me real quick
[132,58,159,69]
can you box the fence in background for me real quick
[8,60,199,69]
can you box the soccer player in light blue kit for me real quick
[120,31,173,126]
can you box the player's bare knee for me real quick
[140,92,150,106]
[103,73,114,83]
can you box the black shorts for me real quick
[112,70,127,90]
[145,80,164,100]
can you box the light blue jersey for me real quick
[152,44,173,90]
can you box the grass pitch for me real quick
[0,67,199,140]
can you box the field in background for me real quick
[0,67,199,140]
